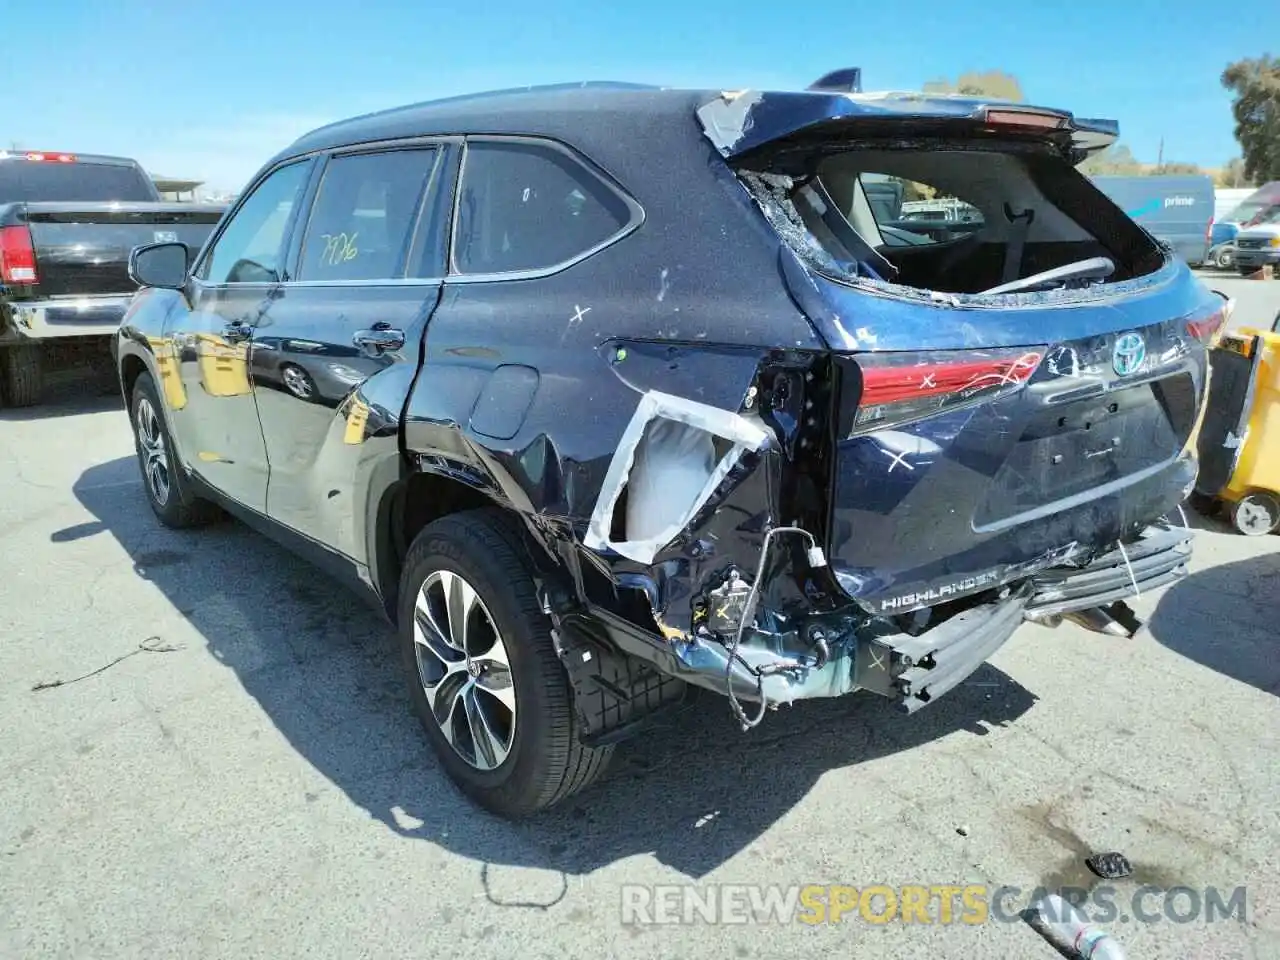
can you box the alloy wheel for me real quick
[282,365,314,399]
[135,396,171,507]
[412,569,517,770]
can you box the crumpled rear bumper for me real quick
[880,521,1191,713]
[1023,523,1192,620]
[584,520,1193,717]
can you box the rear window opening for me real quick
[737,140,1168,301]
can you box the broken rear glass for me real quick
[736,141,1166,300]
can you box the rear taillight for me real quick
[848,347,1044,436]
[981,108,1068,131]
[0,225,38,285]
[1186,304,1228,344]
[1205,219,1213,242]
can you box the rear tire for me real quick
[1,344,44,408]
[1231,493,1280,537]
[129,372,222,528]
[398,508,612,817]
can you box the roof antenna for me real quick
[808,68,862,93]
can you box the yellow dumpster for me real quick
[1193,325,1280,535]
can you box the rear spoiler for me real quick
[697,88,1119,165]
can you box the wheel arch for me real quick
[119,351,149,402]
[371,461,524,623]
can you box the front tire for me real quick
[129,372,222,528]
[398,508,611,817]
[1,344,44,408]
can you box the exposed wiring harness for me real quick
[723,525,828,731]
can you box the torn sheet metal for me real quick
[672,631,859,705]
[583,390,771,564]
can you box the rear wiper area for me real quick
[980,256,1115,296]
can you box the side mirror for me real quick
[129,241,190,290]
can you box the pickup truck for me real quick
[0,150,224,407]
[1231,206,1280,276]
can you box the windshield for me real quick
[1225,201,1266,223]
[0,160,156,202]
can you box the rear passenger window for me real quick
[453,140,633,275]
[297,149,438,281]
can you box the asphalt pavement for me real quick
[1,274,1278,959]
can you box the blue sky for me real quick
[0,0,1270,192]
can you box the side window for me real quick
[297,148,439,281]
[453,140,633,275]
[200,161,310,284]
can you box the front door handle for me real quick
[222,320,252,343]
[353,322,405,356]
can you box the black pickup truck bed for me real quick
[0,150,224,407]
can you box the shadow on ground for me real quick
[1149,548,1280,697]
[67,456,1038,881]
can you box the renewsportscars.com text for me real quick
[620,883,1248,926]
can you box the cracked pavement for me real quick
[1,276,1278,959]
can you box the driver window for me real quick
[199,161,311,284]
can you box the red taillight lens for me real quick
[0,225,38,285]
[1205,219,1213,242]
[982,108,1068,131]
[850,347,1045,436]
[21,151,75,163]
[1186,305,1227,344]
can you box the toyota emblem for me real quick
[1112,332,1147,377]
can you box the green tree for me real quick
[923,70,1025,102]
[1217,157,1252,188]
[1221,55,1280,183]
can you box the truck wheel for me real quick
[1,344,44,408]
[1231,493,1280,537]
[398,508,612,817]
[1216,247,1235,269]
[129,372,222,528]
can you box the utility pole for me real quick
[1157,138,1164,172]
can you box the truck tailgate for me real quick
[24,204,223,296]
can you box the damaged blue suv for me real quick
[116,73,1226,816]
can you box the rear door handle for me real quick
[353,322,405,355]
[222,320,252,343]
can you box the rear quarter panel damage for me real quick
[400,115,830,640]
